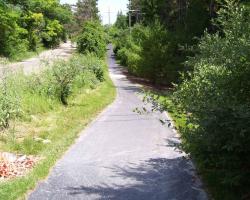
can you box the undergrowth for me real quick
[0,53,116,199]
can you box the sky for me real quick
[60,0,128,24]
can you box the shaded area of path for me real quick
[28,45,208,200]
[0,41,75,76]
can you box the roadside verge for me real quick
[0,60,116,200]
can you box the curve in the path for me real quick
[28,46,208,200]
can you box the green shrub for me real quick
[126,51,141,75]
[27,54,105,105]
[174,1,250,191]
[117,47,129,66]
[114,25,146,72]
[0,3,28,58]
[0,54,105,130]
[75,53,105,82]
[44,59,79,105]
[107,26,120,44]
[77,20,106,58]
[113,22,184,85]
[41,19,63,48]
[113,29,130,55]
[0,73,21,129]
[139,21,184,85]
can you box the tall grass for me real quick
[0,53,116,199]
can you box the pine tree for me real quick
[75,0,99,26]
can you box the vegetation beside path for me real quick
[0,1,114,199]
[0,54,115,200]
[111,1,250,199]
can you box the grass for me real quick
[0,61,116,199]
[9,46,47,62]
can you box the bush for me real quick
[139,22,183,85]
[0,53,105,130]
[113,24,146,57]
[22,12,44,51]
[174,2,250,190]
[74,53,105,82]
[114,24,146,72]
[41,19,63,48]
[0,73,21,129]
[77,21,106,58]
[43,59,79,105]
[126,51,141,74]
[27,54,105,105]
[0,4,28,58]
[117,47,129,66]
[113,22,184,85]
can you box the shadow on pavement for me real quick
[65,157,205,200]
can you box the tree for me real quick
[114,11,127,29]
[41,19,63,48]
[22,12,44,50]
[0,2,28,57]
[77,20,106,58]
[0,0,74,57]
[75,0,99,26]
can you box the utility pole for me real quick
[129,0,132,34]
[104,8,115,25]
[128,0,142,34]
[108,7,111,25]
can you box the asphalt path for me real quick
[28,46,208,200]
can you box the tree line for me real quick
[0,0,107,130]
[0,0,100,59]
[0,0,73,58]
[112,0,250,199]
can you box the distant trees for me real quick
[137,0,212,39]
[64,0,100,38]
[74,0,107,58]
[112,0,214,85]
[113,0,247,86]
[77,20,106,58]
[0,0,73,58]
[75,0,99,26]
[114,11,127,29]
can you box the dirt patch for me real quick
[120,66,173,92]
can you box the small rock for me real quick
[0,152,17,163]
[85,89,91,94]
[17,155,27,162]
[34,137,43,142]
[42,139,51,144]
[31,115,39,121]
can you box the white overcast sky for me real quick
[60,0,128,24]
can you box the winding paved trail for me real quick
[28,46,208,200]
[0,41,75,76]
